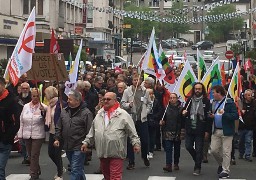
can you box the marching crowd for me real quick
[0,64,256,180]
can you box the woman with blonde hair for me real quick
[18,88,47,180]
[44,86,66,180]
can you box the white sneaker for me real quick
[148,152,153,159]
[55,177,63,180]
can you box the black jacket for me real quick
[55,102,93,151]
[182,96,211,135]
[147,99,164,126]
[84,87,99,117]
[0,91,20,145]
[239,99,256,130]
[163,101,183,135]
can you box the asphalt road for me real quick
[6,140,255,180]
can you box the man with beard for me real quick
[182,82,211,176]
[17,82,32,165]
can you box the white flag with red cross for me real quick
[4,7,36,86]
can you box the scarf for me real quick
[103,101,120,119]
[190,96,205,121]
[45,97,58,127]
[0,89,9,101]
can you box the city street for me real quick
[6,140,255,180]
[125,43,227,66]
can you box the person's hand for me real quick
[242,110,246,114]
[208,112,214,118]
[81,144,88,152]
[204,132,209,140]
[53,140,59,147]
[133,145,140,153]
[39,105,45,112]
[159,120,165,126]
[218,109,224,115]
[182,110,188,116]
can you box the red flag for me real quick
[245,58,254,74]
[221,63,226,86]
[50,29,59,54]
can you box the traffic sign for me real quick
[225,50,234,59]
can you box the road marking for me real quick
[6,174,30,180]
[6,174,104,180]
[148,176,176,180]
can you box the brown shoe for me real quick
[126,163,135,170]
[163,164,172,172]
[174,164,179,170]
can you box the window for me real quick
[87,2,93,23]
[23,0,44,15]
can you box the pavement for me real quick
[6,140,256,180]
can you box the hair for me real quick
[76,80,86,89]
[132,74,140,80]
[191,82,207,97]
[0,77,6,85]
[144,77,155,87]
[21,82,30,89]
[244,89,253,95]
[84,81,91,88]
[94,76,104,83]
[170,93,178,98]
[31,88,40,95]
[98,89,107,97]
[44,86,58,100]
[117,74,127,82]
[107,77,116,84]
[212,85,226,96]
[117,82,127,89]
[68,89,82,102]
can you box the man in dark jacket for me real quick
[238,89,256,161]
[209,85,238,179]
[54,89,93,180]
[182,82,211,176]
[0,77,20,180]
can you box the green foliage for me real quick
[206,4,244,43]
[230,43,242,56]
[123,2,190,40]
[245,49,256,60]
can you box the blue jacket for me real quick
[211,98,238,136]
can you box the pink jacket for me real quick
[18,102,47,139]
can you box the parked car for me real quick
[165,50,178,58]
[165,39,179,48]
[178,38,193,46]
[127,42,147,53]
[191,41,214,50]
[113,56,130,69]
[161,40,177,49]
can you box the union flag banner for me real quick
[197,48,207,81]
[228,64,242,101]
[4,7,36,86]
[174,60,198,103]
[201,57,221,99]
[50,29,60,54]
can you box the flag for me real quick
[64,39,83,95]
[174,60,198,104]
[197,48,207,81]
[50,29,60,54]
[221,63,226,86]
[228,63,243,122]
[201,57,221,99]
[4,7,36,86]
[68,52,72,70]
[159,44,176,92]
[142,27,165,83]
[245,58,254,74]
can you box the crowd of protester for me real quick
[0,63,256,180]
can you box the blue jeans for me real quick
[239,129,253,157]
[0,142,12,180]
[127,121,149,164]
[165,140,181,165]
[66,150,86,180]
[185,133,204,169]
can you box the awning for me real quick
[0,37,18,45]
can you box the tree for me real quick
[73,45,88,66]
[206,4,244,43]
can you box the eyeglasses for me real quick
[103,98,113,101]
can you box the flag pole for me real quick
[51,54,63,109]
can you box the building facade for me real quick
[0,0,85,60]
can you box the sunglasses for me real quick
[103,98,113,101]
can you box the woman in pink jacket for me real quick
[18,88,47,180]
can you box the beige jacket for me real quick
[82,107,140,159]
